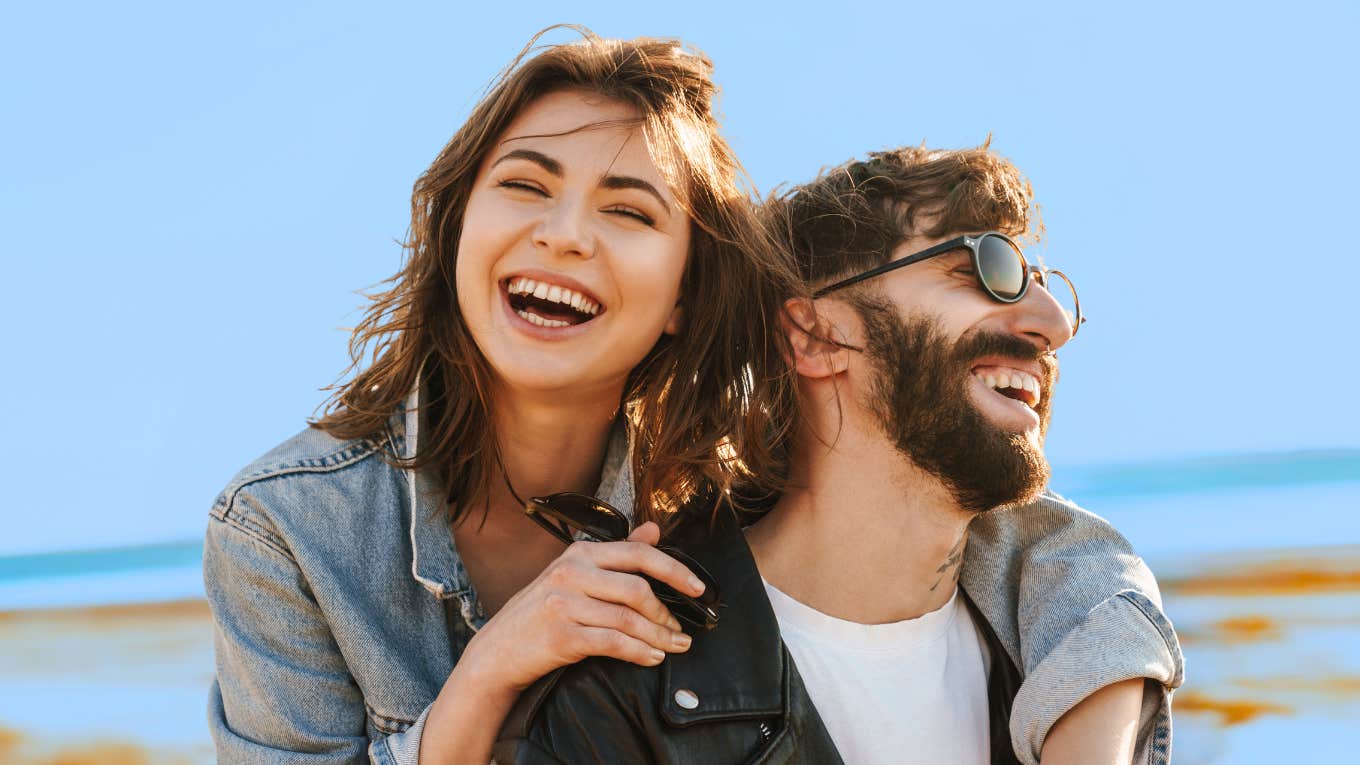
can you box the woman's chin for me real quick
[483,350,624,402]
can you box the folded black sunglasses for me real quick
[524,491,722,631]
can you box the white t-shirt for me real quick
[763,581,992,765]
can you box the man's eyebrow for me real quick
[601,174,671,213]
[490,149,562,176]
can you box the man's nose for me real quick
[532,197,596,260]
[1006,277,1074,352]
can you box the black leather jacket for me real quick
[494,511,1022,764]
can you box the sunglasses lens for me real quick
[977,236,1026,299]
[533,493,631,541]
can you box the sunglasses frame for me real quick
[812,231,1085,336]
[524,492,722,631]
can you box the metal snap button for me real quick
[673,688,700,710]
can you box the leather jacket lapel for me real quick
[660,510,786,726]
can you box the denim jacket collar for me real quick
[402,386,463,601]
[401,387,635,609]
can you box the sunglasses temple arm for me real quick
[812,238,964,297]
[525,507,579,546]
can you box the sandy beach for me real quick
[0,600,215,765]
[2,546,1358,764]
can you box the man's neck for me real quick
[746,423,975,625]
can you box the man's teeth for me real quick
[974,369,1042,407]
[507,277,600,316]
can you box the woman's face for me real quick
[456,90,691,401]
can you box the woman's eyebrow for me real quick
[491,149,562,176]
[601,175,670,213]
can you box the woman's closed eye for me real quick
[497,178,548,196]
[603,204,656,227]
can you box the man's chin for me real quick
[942,421,1052,514]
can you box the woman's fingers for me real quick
[574,626,669,667]
[562,565,680,631]
[570,599,692,658]
[569,538,707,598]
[626,520,662,545]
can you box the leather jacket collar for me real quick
[659,509,786,726]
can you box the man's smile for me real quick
[969,364,1041,409]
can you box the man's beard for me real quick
[853,295,1058,514]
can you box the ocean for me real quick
[1,449,1357,763]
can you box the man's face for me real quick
[846,230,1073,512]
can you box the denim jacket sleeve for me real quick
[961,492,1184,765]
[205,487,430,765]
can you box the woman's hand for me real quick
[464,520,704,688]
[419,521,705,765]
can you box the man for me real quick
[493,145,1181,764]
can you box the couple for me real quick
[204,30,1181,765]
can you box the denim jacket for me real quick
[205,394,1183,764]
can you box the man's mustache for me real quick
[950,330,1059,390]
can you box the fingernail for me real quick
[666,615,682,631]
[649,649,666,664]
[672,632,692,651]
[688,576,705,593]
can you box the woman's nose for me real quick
[533,198,595,260]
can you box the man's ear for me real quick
[663,304,683,335]
[781,297,853,379]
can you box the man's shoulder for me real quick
[970,489,1132,550]
[509,655,660,728]
[496,656,661,762]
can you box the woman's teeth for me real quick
[973,369,1042,408]
[518,311,573,328]
[507,277,600,316]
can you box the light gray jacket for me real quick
[205,401,1183,764]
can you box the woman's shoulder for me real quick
[218,424,388,496]
[209,421,404,551]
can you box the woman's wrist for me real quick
[418,649,521,765]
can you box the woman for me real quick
[205,29,1178,765]
[206,30,796,765]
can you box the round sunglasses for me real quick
[524,491,722,631]
[812,231,1085,337]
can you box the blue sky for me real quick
[2,1,1356,554]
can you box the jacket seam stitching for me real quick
[365,702,415,734]
[1114,590,1184,681]
[211,436,383,517]
[209,511,293,560]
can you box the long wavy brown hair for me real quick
[313,27,799,528]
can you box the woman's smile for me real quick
[499,270,606,338]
